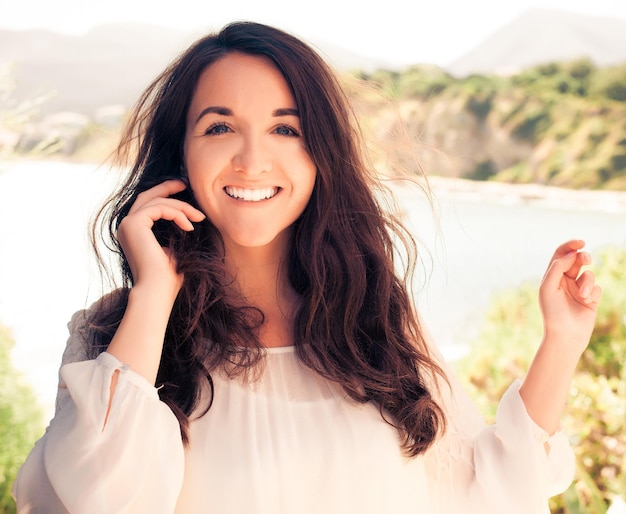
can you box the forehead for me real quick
[191,52,296,109]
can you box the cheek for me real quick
[303,173,316,203]
[184,139,233,184]
[302,161,317,197]
[185,166,223,218]
[185,147,221,187]
[288,149,316,188]
[291,174,316,220]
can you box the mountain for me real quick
[448,8,626,77]
[0,24,198,115]
[0,24,385,116]
[3,10,626,115]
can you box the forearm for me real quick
[519,336,581,435]
[106,283,177,385]
[15,354,185,514]
[521,240,600,436]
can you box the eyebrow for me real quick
[194,106,300,125]
[272,108,299,117]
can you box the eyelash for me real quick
[274,124,301,137]
[203,123,301,137]
[204,122,230,136]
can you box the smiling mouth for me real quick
[224,186,280,202]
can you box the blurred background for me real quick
[0,1,625,512]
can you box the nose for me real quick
[232,134,272,176]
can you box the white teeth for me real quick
[224,186,279,202]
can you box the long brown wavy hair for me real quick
[89,21,447,456]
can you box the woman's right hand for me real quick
[106,180,205,384]
[116,179,206,300]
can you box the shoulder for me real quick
[62,288,130,365]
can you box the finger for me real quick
[129,180,188,213]
[564,251,592,280]
[120,203,200,237]
[589,284,602,305]
[137,204,200,231]
[135,197,206,224]
[152,198,206,223]
[576,283,602,310]
[550,239,585,261]
[541,250,579,292]
[576,270,598,304]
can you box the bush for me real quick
[511,108,552,142]
[591,65,626,102]
[455,247,626,513]
[465,92,495,120]
[568,58,595,81]
[468,159,497,181]
[396,66,452,99]
[0,325,44,513]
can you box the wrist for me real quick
[130,278,181,309]
[520,340,581,435]
[106,282,176,385]
[540,328,589,363]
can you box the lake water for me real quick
[1,160,625,420]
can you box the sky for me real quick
[2,0,626,67]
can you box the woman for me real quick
[13,21,601,513]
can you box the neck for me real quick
[223,240,286,296]
[223,235,299,347]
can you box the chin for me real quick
[222,229,291,253]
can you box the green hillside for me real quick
[351,58,626,190]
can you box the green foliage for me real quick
[511,107,552,142]
[567,58,596,97]
[461,75,499,120]
[353,57,626,189]
[611,153,626,173]
[537,62,562,77]
[396,66,452,98]
[591,65,626,102]
[0,325,44,513]
[468,159,497,180]
[496,162,534,183]
[455,247,626,513]
[358,69,403,99]
[359,65,453,100]
[567,58,596,81]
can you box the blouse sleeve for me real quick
[422,329,575,514]
[12,308,185,514]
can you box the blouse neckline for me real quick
[263,345,296,355]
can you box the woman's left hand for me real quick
[538,239,602,356]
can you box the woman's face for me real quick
[183,52,316,255]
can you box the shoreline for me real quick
[413,175,626,213]
[4,158,626,213]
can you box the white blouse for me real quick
[13,309,574,513]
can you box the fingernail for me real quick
[581,286,590,297]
